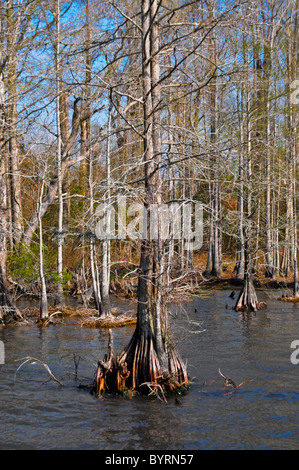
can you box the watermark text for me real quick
[290,340,299,364]
[0,340,4,364]
[93,197,203,251]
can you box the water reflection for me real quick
[238,310,271,333]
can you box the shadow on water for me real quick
[1,290,299,449]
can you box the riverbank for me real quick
[2,267,297,327]
[7,305,137,328]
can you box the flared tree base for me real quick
[93,328,189,397]
[235,277,260,312]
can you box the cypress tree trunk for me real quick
[208,5,221,278]
[204,180,213,278]
[7,59,22,247]
[38,173,48,321]
[93,0,188,395]
[235,45,261,313]
[235,242,260,312]
[290,5,299,297]
[235,274,259,312]
[235,111,245,280]
[55,0,65,306]
[99,103,112,318]
[88,155,101,311]
[0,160,18,319]
[0,16,20,323]
[6,1,22,248]
[99,239,111,317]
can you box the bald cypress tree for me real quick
[93,0,188,395]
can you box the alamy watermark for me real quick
[290,340,299,365]
[93,197,203,251]
[0,340,4,365]
[290,80,299,105]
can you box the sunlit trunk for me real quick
[55,0,64,305]
[0,33,19,320]
[38,173,48,320]
[93,0,188,394]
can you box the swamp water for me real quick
[1,289,299,450]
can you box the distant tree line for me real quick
[0,0,298,388]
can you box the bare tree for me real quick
[94,0,189,394]
[0,3,20,320]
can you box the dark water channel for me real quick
[1,289,299,450]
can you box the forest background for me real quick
[0,0,298,322]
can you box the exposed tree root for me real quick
[0,306,24,325]
[93,330,130,395]
[235,277,261,312]
[140,381,168,403]
[93,328,189,397]
[36,311,64,327]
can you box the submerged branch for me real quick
[14,356,64,386]
[218,368,249,393]
[140,381,168,403]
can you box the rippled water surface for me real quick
[1,290,299,450]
